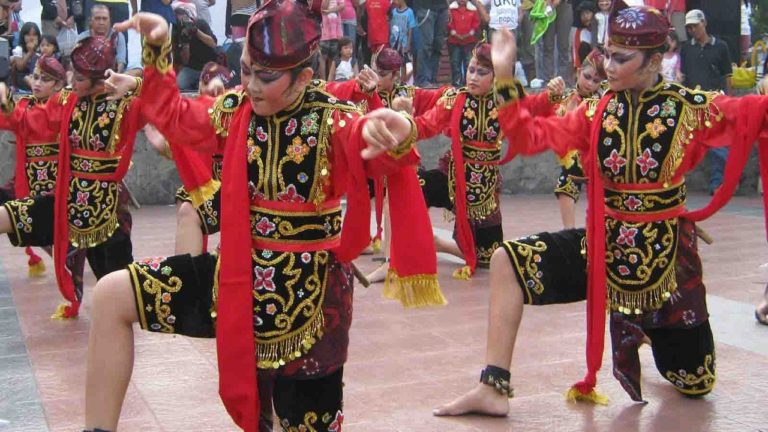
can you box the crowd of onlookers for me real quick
[0,0,760,96]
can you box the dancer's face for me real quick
[603,42,660,92]
[31,71,62,101]
[576,64,602,96]
[465,57,493,97]
[71,71,101,98]
[240,49,312,116]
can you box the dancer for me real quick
[414,42,554,279]
[0,55,68,277]
[83,4,442,431]
[434,1,768,416]
[0,38,145,318]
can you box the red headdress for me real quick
[375,48,403,72]
[36,54,67,82]
[246,0,322,70]
[200,62,235,87]
[472,42,492,69]
[608,0,670,49]
[582,49,607,79]
[70,36,116,79]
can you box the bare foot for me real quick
[432,383,509,417]
[366,262,389,284]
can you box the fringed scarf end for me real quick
[565,385,609,405]
[452,265,473,280]
[383,271,446,308]
[51,301,80,320]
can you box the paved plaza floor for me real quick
[0,194,766,431]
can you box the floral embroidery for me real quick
[603,115,619,133]
[277,184,306,203]
[660,99,677,117]
[463,108,475,119]
[301,112,320,135]
[328,410,344,432]
[97,113,111,127]
[606,99,617,113]
[75,191,90,206]
[603,137,613,146]
[617,103,625,117]
[484,127,498,141]
[298,172,309,183]
[618,265,631,276]
[488,108,498,120]
[287,136,310,163]
[301,252,312,263]
[285,118,297,135]
[616,8,646,29]
[247,142,261,163]
[623,195,642,211]
[636,148,660,175]
[89,135,105,151]
[603,149,627,174]
[463,125,477,139]
[645,118,667,139]
[470,172,482,183]
[255,217,276,236]
[254,266,276,292]
[666,118,676,127]
[255,127,268,142]
[36,169,48,181]
[616,225,638,247]
[647,105,660,117]
[307,136,317,147]
[265,303,277,314]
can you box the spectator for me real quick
[171,5,218,91]
[339,0,358,62]
[193,0,214,26]
[389,0,416,55]
[40,0,66,37]
[319,0,344,80]
[447,0,479,87]
[39,34,61,59]
[414,0,448,87]
[593,0,609,48]
[139,0,176,25]
[661,31,681,83]
[680,9,733,195]
[537,0,573,84]
[740,0,751,63]
[329,37,358,81]
[54,0,81,58]
[364,0,390,63]
[571,1,593,70]
[11,22,41,91]
[77,5,127,72]
[85,0,131,57]
[0,1,23,45]
[645,0,686,42]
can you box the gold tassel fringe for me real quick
[51,303,78,320]
[608,268,678,315]
[467,198,498,221]
[371,238,382,254]
[186,179,221,208]
[256,311,324,369]
[383,270,446,308]
[564,387,609,405]
[69,216,119,248]
[452,265,473,280]
[28,261,46,277]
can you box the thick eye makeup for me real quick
[468,66,491,77]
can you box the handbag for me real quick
[732,40,766,89]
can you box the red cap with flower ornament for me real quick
[246,0,323,70]
[472,42,492,69]
[375,48,403,72]
[582,49,607,79]
[608,0,670,49]
[200,62,235,87]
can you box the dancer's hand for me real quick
[361,108,413,160]
[0,82,9,108]
[391,96,413,114]
[104,69,138,101]
[491,27,517,82]
[547,77,566,100]
[357,65,380,93]
[113,12,169,45]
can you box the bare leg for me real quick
[557,194,576,230]
[85,270,140,431]
[366,196,391,283]
[756,282,768,325]
[174,202,204,255]
[433,248,524,416]
[0,206,11,233]
[434,234,464,259]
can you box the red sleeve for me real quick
[696,94,768,148]
[414,99,452,140]
[325,80,384,111]
[447,11,456,32]
[520,91,558,117]
[413,87,448,116]
[0,98,30,132]
[498,99,592,158]
[470,10,480,31]
[141,66,221,153]
[9,92,67,135]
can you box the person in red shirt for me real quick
[366,0,391,59]
[447,0,480,87]
[644,0,687,41]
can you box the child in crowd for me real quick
[447,0,480,87]
[329,37,359,81]
[594,0,610,47]
[661,31,682,82]
[11,22,41,92]
[365,0,391,63]
[320,0,344,80]
[39,35,61,60]
[389,0,416,55]
[572,1,594,71]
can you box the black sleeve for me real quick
[719,42,733,77]
[196,19,217,43]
